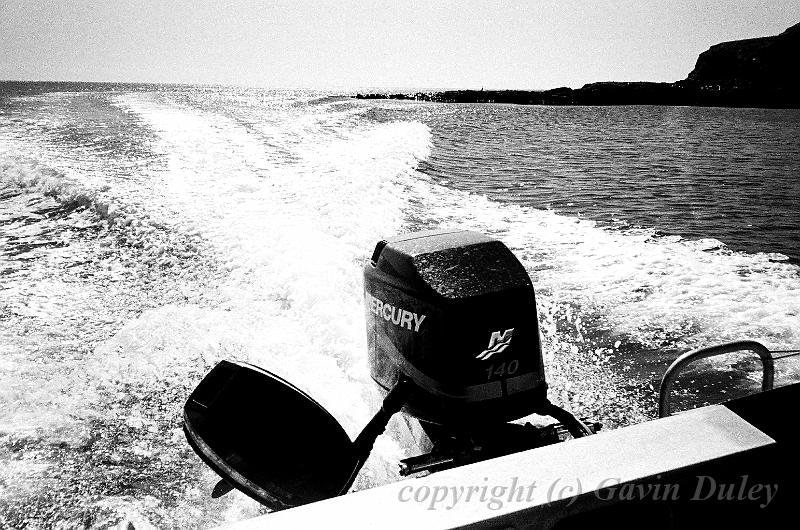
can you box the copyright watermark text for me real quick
[397,475,778,511]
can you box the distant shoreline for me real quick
[3,22,797,109]
[355,22,800,110]
[353,82,798,109]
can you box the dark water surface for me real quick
[372,103,800,261]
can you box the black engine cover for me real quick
[364,230,547,426]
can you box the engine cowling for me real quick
[364,230,547,426]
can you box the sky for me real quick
[1,0,799,90]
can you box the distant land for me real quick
[356,22,800,109]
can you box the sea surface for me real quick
[1,82,799,528]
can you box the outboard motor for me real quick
[364,230,547,425]
[364,230,593,474]
[182,230,595,509]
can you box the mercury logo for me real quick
[476,329,514,360]
[365,292,427,332]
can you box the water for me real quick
[1,82,799,528]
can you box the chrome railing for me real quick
[658,340,774,418]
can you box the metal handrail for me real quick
[658,340,774,418]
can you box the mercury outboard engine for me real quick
[183,229,594,510]
[365,230,593,474]
[365,230,547,424]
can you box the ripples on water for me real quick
[403,104,800,262]
[1,83,799,528]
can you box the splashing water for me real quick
[1,84,798,528]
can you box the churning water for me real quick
[1,82,799,528]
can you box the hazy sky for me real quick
[1,0,798,89]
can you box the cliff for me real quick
[686,22,799,90]
[677,21,800,107]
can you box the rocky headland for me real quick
[356,22,799,108]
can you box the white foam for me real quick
[387,173,800,354]
[3,89,799,527]
[108,92,434,498]
[114,93,800,504]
